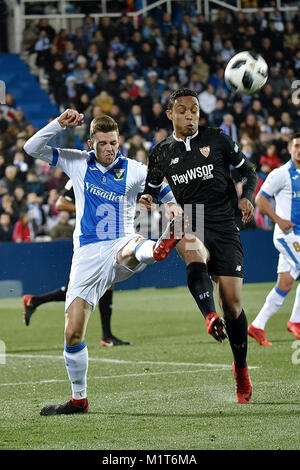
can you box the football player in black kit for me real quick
[140,88,257,403]
[23,179,130,347]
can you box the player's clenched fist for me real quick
[58,109,84,128]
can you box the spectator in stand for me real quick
[12,211,32,243]
[13,109,29,133]
[127,133,148,160]
[127,104,150,138]
[148,102,170,134]
[191,55,210,86]
[24,170,44,197]
[0,193,19,224]
[50,211,74,240]
[1,165,22,195]
[220,114,238,142]
[13,186,27,215]
[26,192,46,237]
[0,111,9,135]
[0,213,13,242]
[70,27,87,56]
[230,100,246,130]
[34,29,51,68]
[37,18,56,43]
[198,84,217,121]
[208,98,226,128]
[240,114,261,147]
[48,60,68,106]
[145,70,165,101]
[73,55,91,86]
[46,167,67,193]
[0,155,5,179]
[13,151,28,181]
[53,29,69,55]
[64,40,79,70]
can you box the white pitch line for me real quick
[2,353,259,369]
[0,368,234,387]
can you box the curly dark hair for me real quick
[167,88,199,110]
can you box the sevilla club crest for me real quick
[200,146,210,158]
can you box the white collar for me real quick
[95,156,121,174]
[172,129,198,151]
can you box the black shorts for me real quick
[204,228,244,278]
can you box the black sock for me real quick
[32,286,67,307]
[99,289,113,339]
[225,310,248,368]
[186,262,216,320]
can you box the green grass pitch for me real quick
[0,282,300,451]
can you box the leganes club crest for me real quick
[113,168,125,180]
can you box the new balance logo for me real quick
[170,157,179,165]
[236,265,242,271]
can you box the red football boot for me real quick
[232,363,253,404]
[153,215,185,261]
[287,321,300,339]
[248,324,272,346]
[206,312,228,342]
[40,398,89,416]
[23,294,36,326]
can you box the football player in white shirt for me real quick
[248,133,300,345]
[24,109,183,415]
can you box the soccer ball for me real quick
[224,51,268,95]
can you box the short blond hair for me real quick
[89,115,119,141]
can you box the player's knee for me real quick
[177,235,209,264]
[277,276,294,293]
[65,325,84,346]
[222,299,242,321]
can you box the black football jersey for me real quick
[144,126,257,232]
[61,179,75,204]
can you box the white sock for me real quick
[290,283,300,323]
[134,239,156,264]
[63,340,88,400]
[252,286,288,330]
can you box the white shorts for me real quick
[274,233,300,280]
[65,234,147,312]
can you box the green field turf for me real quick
[0,282,300,451]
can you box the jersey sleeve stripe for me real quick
[234,158,245,169]
[51,147,59,167]
[259,189,272,199]
[158,185,171,201]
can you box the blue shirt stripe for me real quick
[51,147,59,167]
[259,189,272,199]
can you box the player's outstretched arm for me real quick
[23,110,85,167]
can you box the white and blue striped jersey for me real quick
[24,118,176,248]
[259,159,300,238]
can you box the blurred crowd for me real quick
[0,2,299,242]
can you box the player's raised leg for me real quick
[23,286,67,326]
[40,297,91,415]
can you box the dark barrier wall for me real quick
[0,229,279,296]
